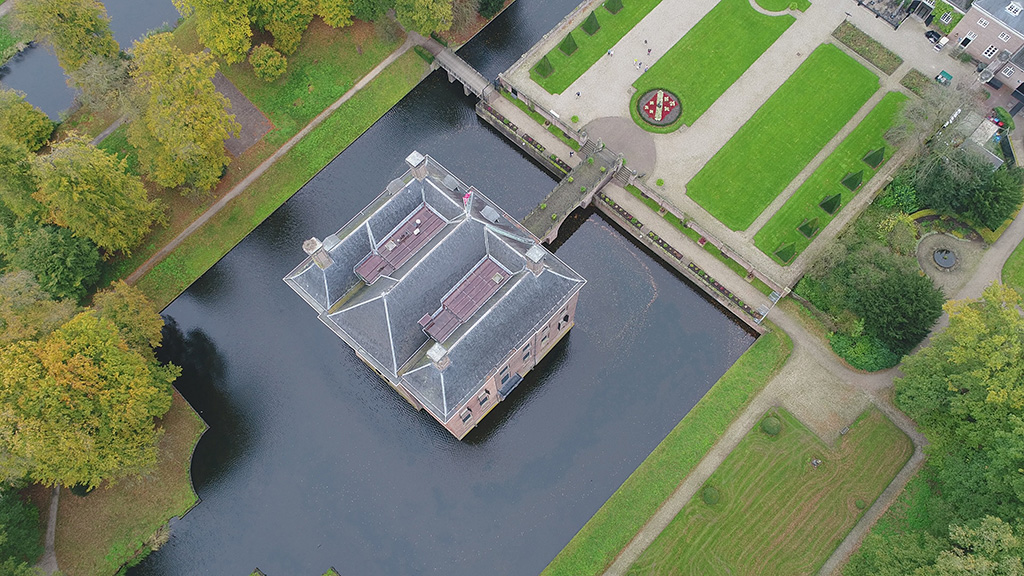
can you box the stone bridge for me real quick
[435,48,494,100]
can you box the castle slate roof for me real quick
[975,0,1024,36]
[284,152,585,423]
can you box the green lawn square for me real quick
[630,0,794,130]
[687,44,879,231]
[754,91,906,265]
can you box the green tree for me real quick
[0,271,76,346]
[171,0,253,64]
[33,133,161,255]
[896,283,1024,521]
[916,516,1024,576]
[0,88,54,153]
[0,222,100,302]
[253,0,315,54]
[479,0,504,18]
[352,0,394,20]
[127,33,240,195]
[912,148,1022,229]
[249,43,288,81]
[0,311,178,489]
[395,0,452,34]
[0,136,41,219]
[0,488,42,564]
[13,0,119,73]
[317,0,355,27]
[857,265,945,354]
[973,167,1024,231]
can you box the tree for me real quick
[171,0,253,64]
[253,0,315,54]
[0,222,101,302]
[13,0,119,73]
[127,33,240,195]
[0,88,54,153]
[916,516,1024,576]
[33,133,161,255]
[973,167,1024,231]
[0,311,178,489]
[352,0,394,21]
[857,264,945,354]
[0,488,42,564]
[0,136,41,219]
[896,283,1024,520]
[249,43,288,82]
[317,0,355,27]
[395,0,452,34]
[92,281,165,359]
[66,53,132,112]
[914,147,992,218]
[479,0,503,18]
[0,271,75,346]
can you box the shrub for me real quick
[761,415,782,436]
[600,166,606,173]
[774,243,796,263]
[656,178,664,186]
[863,147,885,168]
[797,218,820,239]
[581,186,587,192]
[413,45,435,64]
[479,0,504,18]
[249,44,287,82]
[559,33,579,56]
[540,203,547,210]
[568,176,574,183]
[605,0,624,14]
[842,170,864,191]
[0,488,42,564]
[995,106,1015,132]
[819,194,842,215]
[877,178,918,213]
[855,499,866,510]
[533,55,555,78]
[828,332,901,371]
[702,485,720,505]
[551,213,558,221]
[571,115,579,123]
[587,157,594,165]
[582,11,601,36]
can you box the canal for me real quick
[129,1,755,574]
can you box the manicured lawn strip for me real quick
[500,90,582,150]
[832,21,903,75]
[751,277,775,296]
[530,0,662,94]
[754,91,906,264]
[631,0,793,129]
[626,184,662,212]
[1002,232,1024,297]
[541,328,793,576]
[219,18,404,147]
[547,124,581,150]
[756,0,811,11]
[900,68,932,97]
[137,51,427,308]
[54,392,206,576]
[628,408,913,576]
[687,44,878,231]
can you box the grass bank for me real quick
[530,0,661,95]
[628,408,912,575]
[754,91,906,264]
[0,14,31,65]
[541,327,793,576]
[54,392,206,576]
[630,0,794,130]
[1002,234,1024,297]
[687,44,878,231]
[136,51,427,308]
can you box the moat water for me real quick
[81,2,756,574]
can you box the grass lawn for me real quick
[136,51,427,308]
[55,392,206,576]
[628,407,913,576]
[541,328,793,576]
[756,0,811,10]
[0,14,31,65]
[97,124,140,175]
[1002,233,1024,297]
[754,91,906,265]
[832,21,903,75]
[687,44,878,231]
[630,0,793,131]
[530,0,662,95]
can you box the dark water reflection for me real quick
[129,1,755,574]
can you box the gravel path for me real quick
[34,485,59,575]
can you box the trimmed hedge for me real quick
[559,33,579,56]
[605,0,624,14]
[534,55,555,78]
[582,12,601,35]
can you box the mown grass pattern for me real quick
[541,329,792,576]
[754,91,906,264]
[627,408,912,576]
[687,44,879,231]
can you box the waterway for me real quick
[128,2,755,574]
[0,0,180,119]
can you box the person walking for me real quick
[576,91,581,98]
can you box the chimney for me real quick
[427,342,451,371]
[303,237,334,270]
[525,243,545,276]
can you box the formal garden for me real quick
[686,44,879,231]
[754,91,907,265]
[626,408,912,576]
[629,0,795,131]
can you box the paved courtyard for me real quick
[504,0,982,288]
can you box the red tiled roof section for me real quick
[355,205,446,284]
[424,258,509,343]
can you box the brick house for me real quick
[950,0,1024,81]
[284,151,586,440]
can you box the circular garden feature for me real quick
[934,248,956,269]
[637,89,682,127]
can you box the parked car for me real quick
[925,30,942,43]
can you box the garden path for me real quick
[126,34,419,284]
[34,485,59,575]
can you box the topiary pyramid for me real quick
[533,55,555,78]
[774,243,796,264]
[559,32,579,56]
[605,0,624,14]
[863,147,885,168]
[841,170,863,191]
[797,218,820,238]
[819,193,841,215]
[582,11,601,35]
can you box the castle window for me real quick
[1008,2,1022,16]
